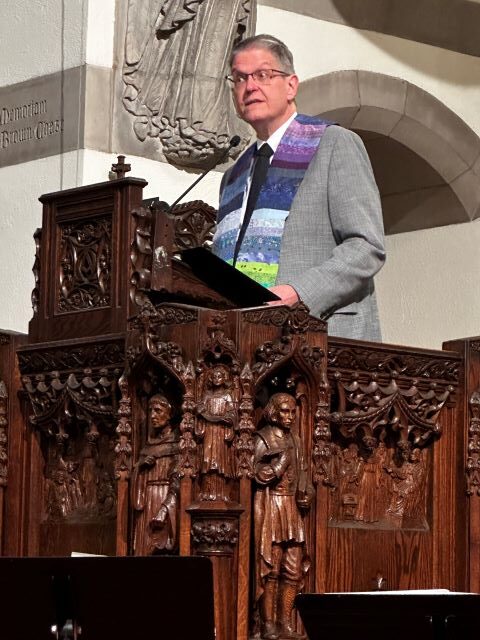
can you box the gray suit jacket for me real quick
[275,124,385,341]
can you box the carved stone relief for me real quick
[122,0,257,168]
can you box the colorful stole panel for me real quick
[213,115,330,288]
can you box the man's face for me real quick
[149,401,170,429]
[230,47,298,138]
[275,399,296,430]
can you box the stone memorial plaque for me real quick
[0,67,83,168]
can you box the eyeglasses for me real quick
[225,68,290,87]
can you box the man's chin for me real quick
[241,106,267,123]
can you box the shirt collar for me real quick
[256,112,297,155]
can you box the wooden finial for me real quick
[111,155,131,179]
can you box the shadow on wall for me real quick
[297,70,480,234]
[263,0,480,80]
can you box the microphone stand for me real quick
[166,135,241,213]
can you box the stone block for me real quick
[390,115,469,184]
[404,82,480,168]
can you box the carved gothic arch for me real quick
[297,70,480,233]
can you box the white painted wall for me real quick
[376,222,480,348]
[0,0,87,86]
[0,1,115,86]
[86,1,116,68]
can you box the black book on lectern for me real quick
[0,555,214,640]
[295,592,480,640]
[180,247,280,307]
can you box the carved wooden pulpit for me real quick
[2,166,478,640]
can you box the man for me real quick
[212,34,386,340]
[254,393,313,639]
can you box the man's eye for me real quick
[256,70,269,81]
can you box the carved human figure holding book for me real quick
[197,364,237,501]
[254,392,314,640]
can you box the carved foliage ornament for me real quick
[127,302,196,372]
[0,381,8,487]
[170,200,217,251]
[18,339,125,375]
[130,207,153,307]
[243,302,326,334]
[115,374,133,480]
[178,361,198,477]
[329,371,451,447]
[58,216,112,312]
[22,367,121,427]
[129,202,218,307]
[467,390,480,497]
[31,228,41,316]
[191,518,239,554]
[328,345,459,383]
[129,301,198,333]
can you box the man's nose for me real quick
[245,74,259,91]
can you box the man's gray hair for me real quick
[229,34,295,74]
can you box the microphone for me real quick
[167,135,241,213]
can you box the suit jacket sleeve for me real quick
[276,126,386,319]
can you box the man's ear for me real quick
[287,74,299,102]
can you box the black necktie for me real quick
[233,143,274,266]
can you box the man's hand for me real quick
[268,284,299,306]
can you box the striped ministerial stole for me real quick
[212,114,331,288]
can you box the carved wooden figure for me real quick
[254,392,314,640]
[132,394,180,554]
[197,364,237,502]
[355,436,386,524]
[386,445,427,525]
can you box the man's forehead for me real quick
[231,46,279,69]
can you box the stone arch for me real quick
[297,71,480,233]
